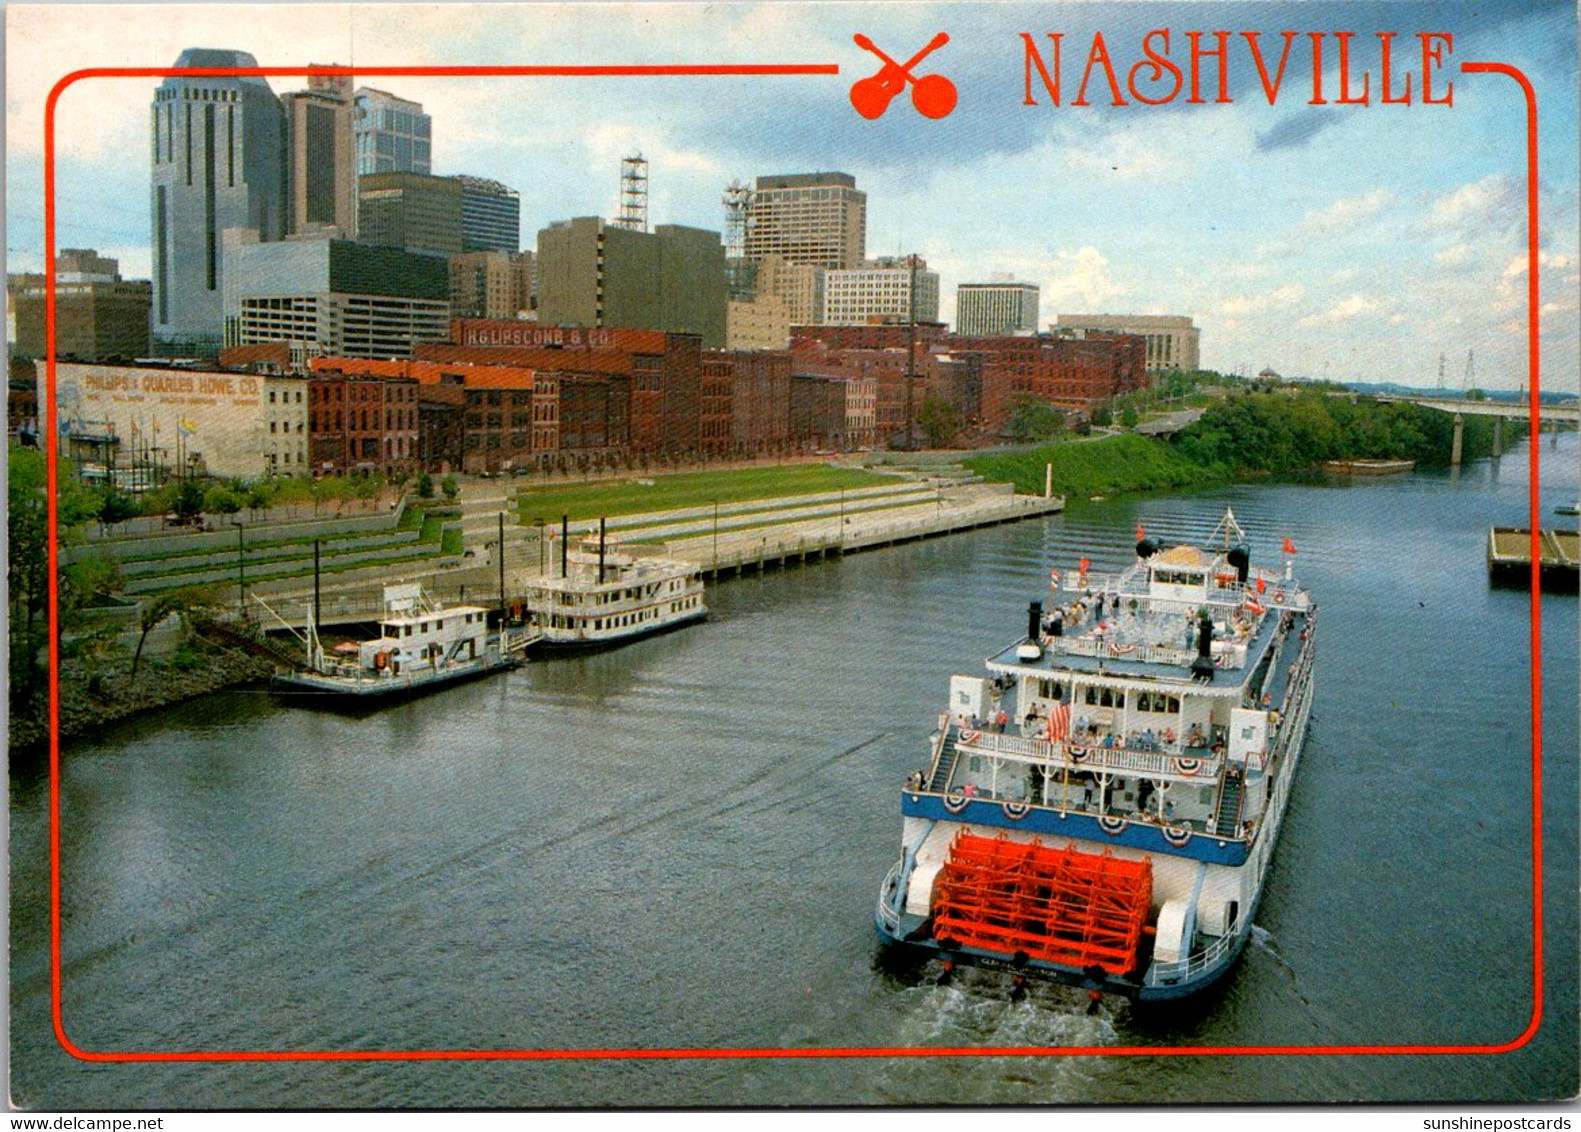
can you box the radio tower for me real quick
[1464,349,1475,391]
[722,179,756,300]
[613,153,648,232]
[1437,352,1446,392]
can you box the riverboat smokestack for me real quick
[1190,608,1216,682]
[598,518,607,584]
[1028,601,1042,643]
[1228,543,1250,583]
[561,514,569,579]
[1137,537,1159,559]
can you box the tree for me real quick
[204,485,244,515]
[1465,388,1488,402]
[172,477,205,521]
[416,471,434,499]
[98,489,140,528]
[440,474,460,501]
[917,392,960,448]
[130,584,224,679]
[245,482,272,519]
[1005,397,1065,443]
[1120,404,1140,429]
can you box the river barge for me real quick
[1487,527,1579,592]
[875,509,1316,1001]
[522,520,706,649]
[272,583,532,698]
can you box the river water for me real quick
[10,434,1578,1108]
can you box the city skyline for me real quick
[7,1,1578,390]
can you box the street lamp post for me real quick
[231,520,246,607]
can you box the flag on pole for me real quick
[1136,523,1146,540]
[177,416,198,436]
[1046,701,1071,742]
[1283,537,1297,555]
[1049,568,1061,591]
[1077,557,1090,586]
[1256,576,1267,594]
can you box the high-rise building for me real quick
[353,88,431,176]
[1052,314,1201,373]
[452,175,521,252]
[150,48,286,356]
[357,172,463,256]
[223,236,451,362]
[744,173,865,269]
[956,278,1039,337]
[449,250,534,320]
[282,70,356,238]
[822,256,939,327]
[9,252,152,362]
[536,216,726,349]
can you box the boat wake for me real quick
[871,970,1123,1103]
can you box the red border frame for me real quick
[41,58,1546,1063]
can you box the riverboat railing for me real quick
[1050,637,1203,667]
[954,727,1222,783]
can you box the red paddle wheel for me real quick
[931,833,1153,975]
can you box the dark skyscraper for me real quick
[453,175,521,253]
[150,48,285,355]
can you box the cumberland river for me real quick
[10,434,1578,1108]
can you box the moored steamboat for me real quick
[875,509,1317,1001]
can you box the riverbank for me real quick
[8,637,274,752]
[962,433,1224,498]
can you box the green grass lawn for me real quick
[515,464,894,525]
[963,434,1222,498]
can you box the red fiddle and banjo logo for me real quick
[849,32,958,119]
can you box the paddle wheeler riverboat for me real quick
[522,521,706,649]
[875,510,1316,1001]
[273,583,532,698]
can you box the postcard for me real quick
[6,0,1578,1114]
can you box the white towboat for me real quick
[522,521,706,649]
[273,583,532,698]
[875,509,1317,1001]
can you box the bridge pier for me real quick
[1492,415,1503,457]
[1451,413,1464,467]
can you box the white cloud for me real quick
[1042,247,1126,310]
[1299,189,1390,237]
[1299,294,1378,326]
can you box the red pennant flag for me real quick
[1257,576,1267,594]
[1283,537,1297,555]
[1136,523,1146,540]
[1079,557,1091,575]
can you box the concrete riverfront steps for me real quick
[249,471,1063,628]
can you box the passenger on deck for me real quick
[994,709,1009,733]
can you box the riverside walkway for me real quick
[251,474,1062,629]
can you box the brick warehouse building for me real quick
[790,325,1146,441]
[305,366,419,476]
[309,356,629,474]
[422,322,703,460]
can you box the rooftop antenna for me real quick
[613,153,648,232]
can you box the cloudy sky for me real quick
[7,1,1578,391]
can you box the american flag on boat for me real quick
[1046,701,1071,742]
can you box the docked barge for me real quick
[875,509,1317,1001]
